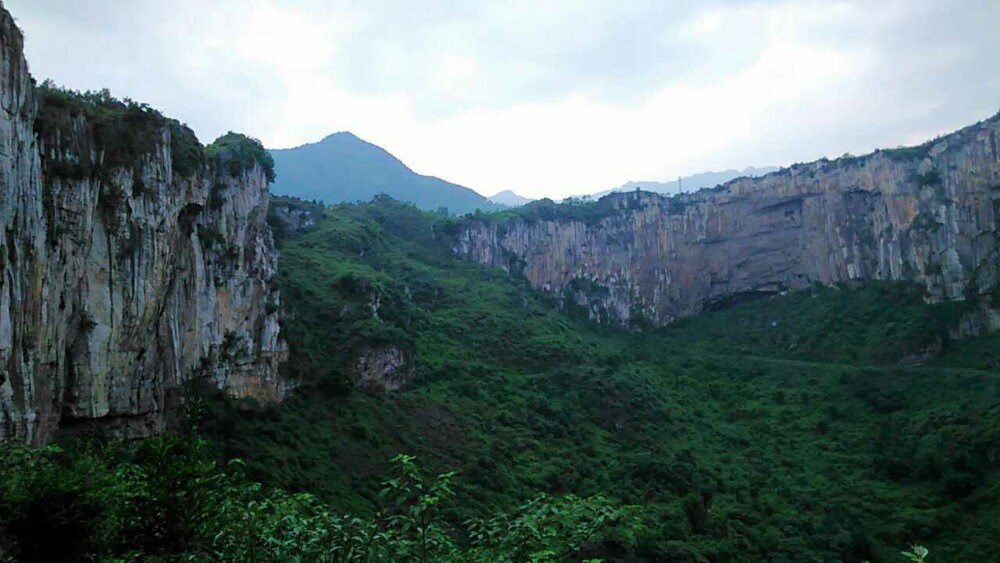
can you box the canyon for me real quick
[1,0,998,447]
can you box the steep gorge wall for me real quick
[0,8,285,444]
[457,115,1000,329]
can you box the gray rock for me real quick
[457,116,1000,330]
[272,204,317,232]
[0,8,286,444]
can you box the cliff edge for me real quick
[458,115,1000,330]
[0,7,286,444]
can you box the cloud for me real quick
[6,0,1000,198]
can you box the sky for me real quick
[7,0,1000,199]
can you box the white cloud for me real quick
[6,0,999,198]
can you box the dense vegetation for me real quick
[1,196,994,560]
[476,190,658,227]
[217,197,997,560]
[0,434,631,561]
[33,82,278,185]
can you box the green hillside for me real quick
[205,197,998,560]
[269,133,502,215]
[2,196,995,561]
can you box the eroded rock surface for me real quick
[272,202,318,232]
[353,346,412,392]
[458,115,1000,329]
[0,8,286,444]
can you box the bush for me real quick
[198,225,225,249]
[206,132,276,183]
[882,143,933,162]
[208,182,227,211]
[0,440,633,561]
[35,80,205,179]
[917,170,943,188]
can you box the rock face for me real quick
[271,199,319,232]
[0,8,286,444]
[457,115,1000,328]
[352,346,412,393]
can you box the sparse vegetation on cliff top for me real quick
[35,80,205,178]
[34,81,275,184]
[207,131,276,183]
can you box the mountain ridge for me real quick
[584,166,779,199]
[488,189,534,206]
[269,132,502,214]
[457,110,1000,329]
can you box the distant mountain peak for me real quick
[580,166,779,200]
[269,133,501,215]
[488,190,534,207]
[321,131,360,141]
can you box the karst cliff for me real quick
[457,115,1000,329]
[0,8,285,444]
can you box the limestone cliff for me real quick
[0,7,285,444]
[457,115,1000,329]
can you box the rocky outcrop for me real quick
[352,345,412,393]
[0,7,286,444]
[270,197,321,233]
[457,115,1000,329]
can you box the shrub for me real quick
[917,170,943,188]
[208,182,227,211]
[198,225,225,249]
[170,122,205,178]
[35,81,204,179]
[206,132,275,183]
[882,143,933,162]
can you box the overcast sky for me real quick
[7,0,999,199]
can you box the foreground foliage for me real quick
[0,437,633,561]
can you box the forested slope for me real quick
[195,197,998,561]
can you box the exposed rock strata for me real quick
[457,116,1000,329]
[0,7,285,444]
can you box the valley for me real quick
[0,2,997,561]
[193,197,999,560]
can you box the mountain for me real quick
[585,166,779,200]
[456,113,1000,329]
[614,166,779,195]
[269,132,501,214]
[4,0,1000,559]
[488,189,534,207]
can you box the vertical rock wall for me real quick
[0,7,286,444]
[457,115,1000,329]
